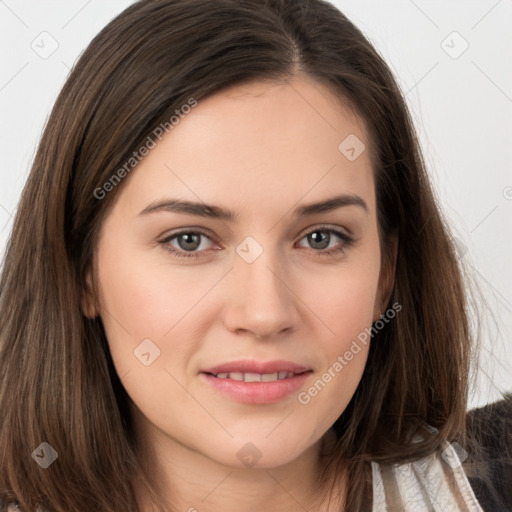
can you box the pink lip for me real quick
[200,372,311,404]
[199,359,313,404]
[201,359,311,375]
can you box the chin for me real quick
[209,435,313,471]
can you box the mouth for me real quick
[204,370,310,382]
[199,360,313,404]
[201,359,311,376]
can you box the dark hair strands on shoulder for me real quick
[0,0,496,510]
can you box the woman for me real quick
[0,0,509,510]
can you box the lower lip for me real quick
[200,372,312,404]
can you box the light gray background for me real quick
[1,0,511,408]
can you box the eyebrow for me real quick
[138,193,368,221]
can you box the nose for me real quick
[221,247,302,340]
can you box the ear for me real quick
[373,232,398,322]
[81,268,99,319]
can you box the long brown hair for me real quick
[0,0,485,510]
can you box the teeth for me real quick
[244,372,261,382]
[214,371,296,381]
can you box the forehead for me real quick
[115,75,375,219]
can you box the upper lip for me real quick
[201,359,312,375]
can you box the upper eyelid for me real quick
[160,227,218,245]
[298,223,353,238]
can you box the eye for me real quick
[159,230,217,258]
[159,226,355,259]
[297,226,354,256]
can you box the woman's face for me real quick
[86,75,393,470]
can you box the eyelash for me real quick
[159,226,355,259]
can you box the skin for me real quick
[83,73,396,511]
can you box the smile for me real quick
[200,369,312,404]
[210,371,304,382]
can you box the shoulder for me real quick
[372,438,483,511]
[463,393,512,512]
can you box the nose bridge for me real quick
[223,236,300,337]
[241,247,284,298]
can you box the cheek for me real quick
[297,278,375,430]
[295,259,379,416]
[94,238,199,382]
[96,236,219,340]
[94,244,215,425]
[305,259,380,344]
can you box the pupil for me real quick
[178,233,200,251]
[309,231,329,250]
